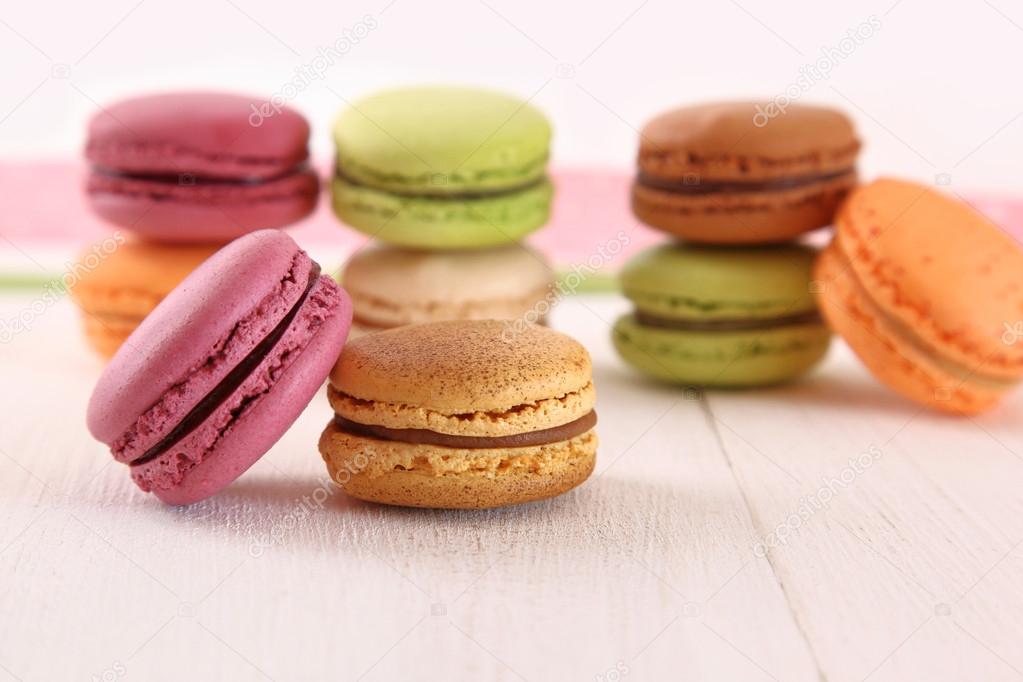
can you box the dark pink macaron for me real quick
[87,230,352,504]
[85,92,319,243]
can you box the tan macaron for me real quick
[318,320,597,508]
[341,244,554,332]
[632,101,860,244]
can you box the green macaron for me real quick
[613,244,831,387]
[331,86,553,249]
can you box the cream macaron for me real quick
[341,244,555,333]
[318,320,597,508]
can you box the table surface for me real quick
[1,292,1022,682]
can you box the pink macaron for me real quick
[85,92,319,243]
[86,230,352,504]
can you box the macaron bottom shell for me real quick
[613,314,831,387]
[814,243,1010,415]
[319,423,597,509]
[87,168,320,243]
[331,175,552,249]
[631,172,855,244]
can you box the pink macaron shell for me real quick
[86,168,319,243]
[87,230,310,452]
[107,263,307,466]
[133,277,352,505]
[85,91,310,180]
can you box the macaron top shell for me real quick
[638,101,860,183]
[836,178,1023,378]
[333,86,551,194]
[620,243,820,321]
[330,320,591,414]
[86,91,311,180]
[343,244,553,308]
[86,230,314,450]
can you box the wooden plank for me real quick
[704,343,1023,682]
[0,295,824,680]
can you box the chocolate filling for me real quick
[91,163,313,186]
[353,314,549,330]
[636,168,854,195]
[334,164,547,200]
[130,264,321,467]
[635,310,822,332]
[333,410,597,449]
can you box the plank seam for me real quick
[698,396,829,682]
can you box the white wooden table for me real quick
[1,292,1021,682]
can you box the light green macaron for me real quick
[331,86,553,249]
[613,244,831,387]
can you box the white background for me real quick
[1,0,1021,191]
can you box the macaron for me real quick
[68,238,220,357]
[613,243,831,386]
[319,320,597,509]
[86,230,352,504]
[342,244,554,332]
[331,86,553,249]
[85,92,319,243]
[632,102,860,244]
[815,178,1023,414]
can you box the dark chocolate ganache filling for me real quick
[333,410,597,449]
[636,168,854,195]
[131,264,321,467]
[634,310,822,332]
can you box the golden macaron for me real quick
[318,320,597,509]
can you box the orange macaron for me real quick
[69,237,219,357]
[814,178,1023,414]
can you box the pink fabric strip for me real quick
[1,161,1019,266]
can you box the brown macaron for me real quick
[318,320,597,509]
[633,101,861,244]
